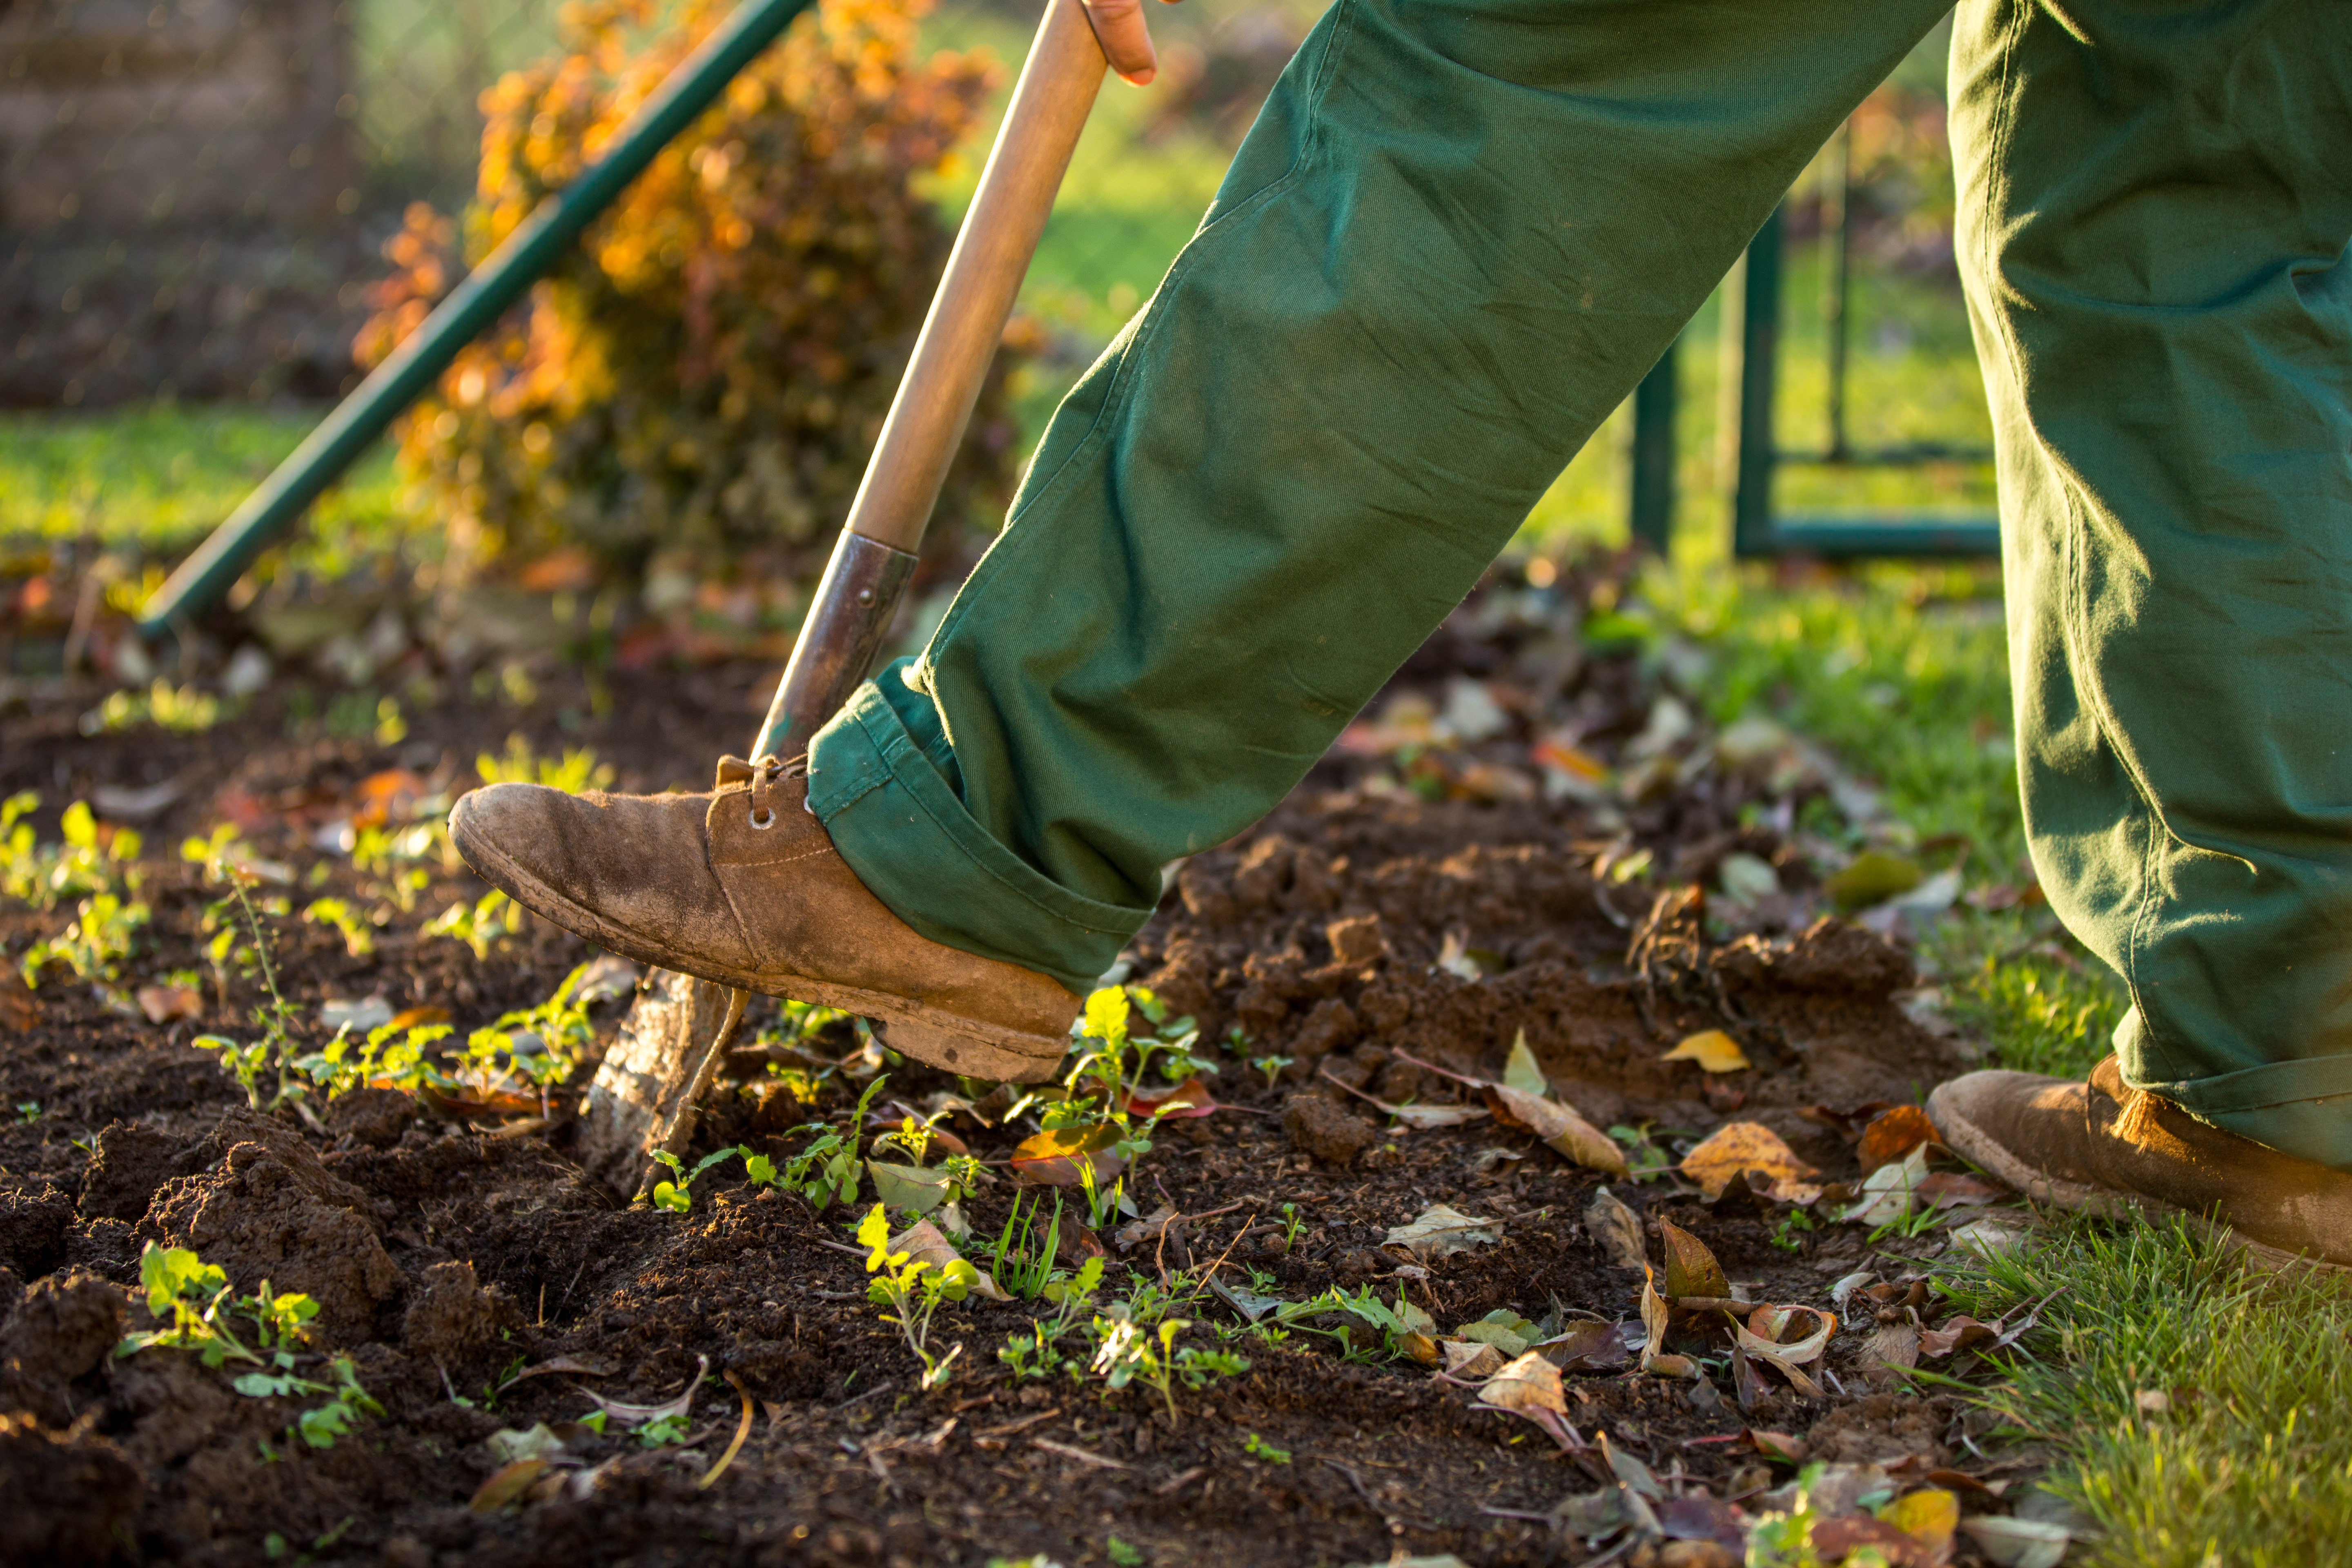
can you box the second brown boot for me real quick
[1929,1055,2352,1271]
[448,756,1081,1082]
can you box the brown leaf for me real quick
[1007,1123,1126,1187]
[1812,1513,1943,1568]
[1584,1186,1647,1271]
[1659,1219,1728,1302]
[1123,1077,1223,1120]
[1864,1319,1923,1378]
[1534,1319,1634,1372]
[1474,1351,1584,1450]
[470,1457,549,1512]
[1747,1428,1809,1464]
[136,984,204,1025]
[1858,1104,1940,1174]
[1638,1268,1696,1379]
[1734,1304,1837,1396]
[1916,1171,2003,1211]
[1383,1203,1503,1262]
[1678,1122,1822,1202]
[1483,1083,1627,1177]
[1443,1339,1506,1378]
[1917,1316,1998,1359]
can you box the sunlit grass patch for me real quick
[1958,1214,2352,1568]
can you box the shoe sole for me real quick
[1928,1083,2350,1278]
[452,815,1072,1085]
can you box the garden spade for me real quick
[577,0,1112,1198]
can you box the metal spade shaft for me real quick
[747,0,1109,763]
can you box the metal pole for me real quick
[1627,339,1677,555]
[1729,204,1783,559]
[135,0,820,637]
[1820,122,1852,463]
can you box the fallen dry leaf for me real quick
[1748,1428,1808,1464]
[1678,1122,1822,1202]
[1125,1076,1223,1120]
[867,1160,955,1216]
[1319,1063,1490,1129]
[1734,1304,1836,1397]
[470,1457,550,1512]
[1533,1319,1635,1372]
[584,1354,710,1427]
[1442,1339,1506,1378]
[1007,1123,1126,1187]
[1859,1104,1941,1173]
[1882,1487,1959,1555]
[1390,1049,1623,1173]
[1483,1082,1628,1178]
[1960,1516,2071,1568]
[1916,1171,2003,1211]
[1864,1318,1923,1378]
[1638,1268,1696,1379]
[1661,1028,1750,1074]
[1843,1143,1932,1227]
[887,1219,1009,1302]
[1584,1186,1646,1271]
[1474,1351,1583,1450]
[1660,1218,1728,1303]
[1811,1513,1944,1567]
[1383,1203,1503,1262]
[136,984,203,1024]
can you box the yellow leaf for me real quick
[1661,1029,1750,1074]
[1881,1487,1959,1551]
[1484,1084,1628,1178]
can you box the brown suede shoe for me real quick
[448,756,1080,1082]
[1929,1056,2352,1271]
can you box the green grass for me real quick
[1962,1216,2352,1568]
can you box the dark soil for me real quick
[1,559,2017,1566]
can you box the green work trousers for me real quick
[807,0,2352,1168]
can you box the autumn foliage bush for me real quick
[357,0,1020,613]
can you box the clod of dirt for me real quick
[0,1272,125,1425]
[0,1413,143,1567]
[1282,1094,1376,1167]
[403,1259,511,1369]
[1717,917,1914,999]
[78,1121,190,1223]
[0,1185,73,1278]
[1805,1390,1953,1467]
[325,1086,421,1149]
[1326,913,1389,966]
[1290,996,1361,1066]
[143,1141,398,1343]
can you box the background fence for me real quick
[0,0,1991,564]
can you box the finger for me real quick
[1080,0,1158,85]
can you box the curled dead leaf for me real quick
[1659,1218,1728,1303]
[1584,1186,1647,1271]
[1474,1351,1584,1451]
[1859,1104,1941,1173]
[470,1457,549,1512]
[1638,1268,1697,1379]
[1733,1304,1836,1397]
[1483,1082,1628,1178]
[1008,1122,1126,1187]
[1383,1203,1503,1263]
[1442,1339,1506,1378]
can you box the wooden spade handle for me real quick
[844,0,1109,552]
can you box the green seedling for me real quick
[1606,1121,1679,1183]
[294,1016,452,1101]
[3,794,144,912]
[1280,1203,1305,1253]
[1251,1054,1293,1091]
[301,897,375,958]
[1089,1309,1247,1423]
[860,1202,977,1390]
[990,1192,1067,1300]
[637,1411,691,1448]
[1107,1537,1145,1567]
[81,679,223,735]
[1241,1432,1291,1464]
[997,1323,1071,1382]
[1769,1208,1817,1253]
[777,1074,891,1211]
[20,889,151,996]
[422,887,518,960]
[650,1147,742,1212]
[476,733,615,794]
[14,1101,37,1123]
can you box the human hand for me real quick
[1080,0,1181,87]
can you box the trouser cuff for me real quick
[804,674,1145,997]
[2135,1053,2352,1172]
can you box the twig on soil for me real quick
[830,1379,895,1413]
[971,1406,1062,1441]
[1033,1436,1131,1470]
[1153,1465,1209,1496]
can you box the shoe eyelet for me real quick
[748,807,777,830]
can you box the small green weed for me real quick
[1241,1432,1290,1464]
[79,679,224,736]
[649,1147,740,1213]
[421,888,519,960]
[4,793,145,913]
[859,1202,978,1390]
[474,733,615,794]
[301,897,376,958]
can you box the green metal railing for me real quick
[135,0,819,637]
[1627,123,2000,562]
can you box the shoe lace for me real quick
[746,754,806,830]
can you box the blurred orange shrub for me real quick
[357,0,1017,604]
